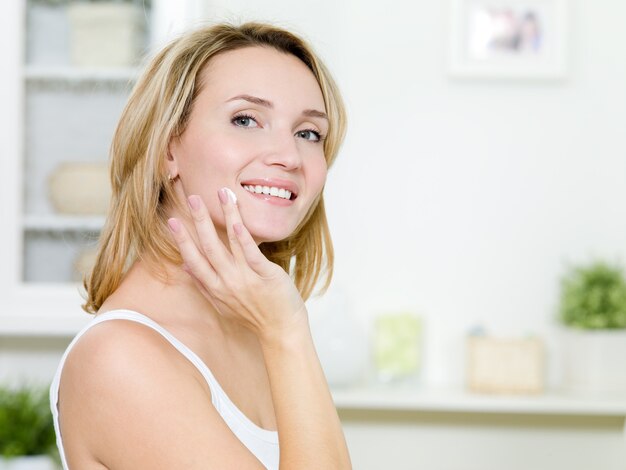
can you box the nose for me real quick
[262,131,302,170]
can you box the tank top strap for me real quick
[79,309,225,406]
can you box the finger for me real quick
[187,194,232,270]
[167,217,218,286]
[218,188,247,264]
[232,221,275,277]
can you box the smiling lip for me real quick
[239,178,299,198]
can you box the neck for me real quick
[100,257,254,344]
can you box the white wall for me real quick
[198,0,626,388]
[3,0,625,390]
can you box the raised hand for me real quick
[167,188,307,342]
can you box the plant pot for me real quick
[0,456,57,470]
[560,327,626,394]
[67,2,144,67]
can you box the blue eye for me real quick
[296,129,323,142]
[232,114,259,128]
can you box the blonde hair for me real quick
[84,22,347,313]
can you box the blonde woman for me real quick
[50,22,351,470]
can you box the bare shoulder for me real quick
[59,319,265,470]
[62,319,187,388]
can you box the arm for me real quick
[59,320,267,469]
[260,315,351,469]
[168,190,352,469]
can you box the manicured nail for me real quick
[187,195,200,211]
[167,218,180,233]
[233,222,243,235]
[218,188,228,204]
[219,187,237,205]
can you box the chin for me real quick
[247,223,298,245]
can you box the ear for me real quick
[165,141,180,180]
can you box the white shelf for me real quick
[24,66,139,83]
[23,214,105,232]
[331,385,626,417]
[0,283,91,337]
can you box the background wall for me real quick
[195,0,626,388]
[3,0,626,393]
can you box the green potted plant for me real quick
[558,260,626,394]
[0,385,58,470]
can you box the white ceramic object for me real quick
[561,328,626,394]
[48,162,111,215]
[0,456,57,470]
[308,289,368,388]
[67,2,143,67]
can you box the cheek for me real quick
[308,156,328,196]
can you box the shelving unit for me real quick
[21,1,146,282]
[23,215,106,232]
[0,0,149,335]
[332,385,626,417]
[25,66,139,83]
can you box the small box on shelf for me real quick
[466,334,544,395]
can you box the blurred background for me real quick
[1,1,625,469]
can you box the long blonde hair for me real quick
[84,22,347,313]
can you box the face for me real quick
[167,46,329,244]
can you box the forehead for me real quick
[197,46,325,109]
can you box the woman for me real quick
[50,22,351,469]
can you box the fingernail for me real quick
[167,218,180,233]
[218,188,228,204]
[219,187,237,205]
[187,195,200,211]
[233,222,243,235]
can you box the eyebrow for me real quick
[227,94,328,121]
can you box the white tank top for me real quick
[49,309,279,470]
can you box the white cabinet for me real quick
[0,0,151,335]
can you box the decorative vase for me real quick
[373,313,423,385]
[48,162,111,215]
[0,456,57,470]
[560,327,626,394]
[67,2,144,67]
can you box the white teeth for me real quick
[242,184,293,200]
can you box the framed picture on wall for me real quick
[449,0,568,79]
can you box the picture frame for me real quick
[449,0,568,79]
